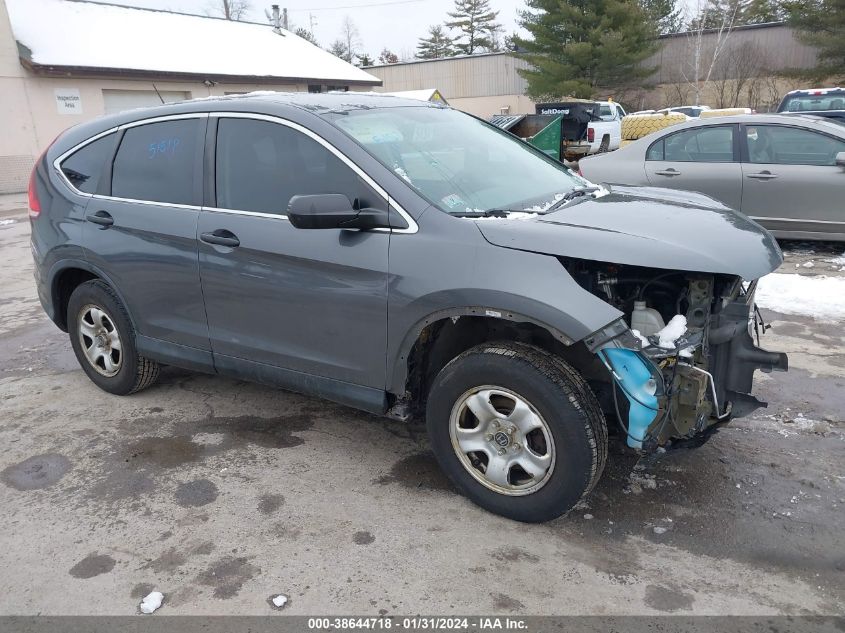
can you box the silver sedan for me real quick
[579,114,845,241]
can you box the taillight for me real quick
[28,163,41,219]
[587,127,595,142]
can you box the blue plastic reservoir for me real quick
[601,348,659,449]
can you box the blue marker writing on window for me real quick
[148,138,180,159]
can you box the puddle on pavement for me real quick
[174,479,219,508]
[2,453,71,490]
[196,556,259,599]
[68,553,116,579]
[374,451,455,492]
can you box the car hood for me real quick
[475,186,783,280]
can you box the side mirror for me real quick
[287,194,391,230]
[836,152,845,169]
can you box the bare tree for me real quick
[340,16,361,64]
[680,0,742,104]
[208,0,251,21]
[710,41,767,108]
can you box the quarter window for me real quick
[60,133,117,194]
[661,126,735,162]
[111,119,200,205]
[215,118,378,215]
[745,125,845,166]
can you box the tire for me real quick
[597,136,610,153]
[426,341,607,522]
[67,279,160,395]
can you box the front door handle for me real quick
[86,210,114,228]
[200,229,240,248]
[746,171,778,180]
[654,168,681,176]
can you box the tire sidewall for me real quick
[67,281,141,395]
[426,346,599,522]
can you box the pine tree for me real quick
[640,0,685,34]
[688,0,744,30]
[514,0,658,99]
[357,52,375,67]
[328,39,350,62]
[294,27,319,46]
[742,0,785,23]
[784,0,845,80]
[445,0,503,55]
[690,0,784,29]
[416,25,457,59]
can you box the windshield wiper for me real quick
[543,186,601,213]
[451,208,513,218]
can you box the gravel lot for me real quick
[1,200,843,616]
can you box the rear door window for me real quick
[745,125,845,166]
[111,118,200,205]
[60,133,117,194]
[662,126,735,162]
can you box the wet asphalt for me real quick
[0,207,842,615]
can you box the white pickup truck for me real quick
[535,100,626,160]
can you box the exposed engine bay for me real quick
[567,259,789,451]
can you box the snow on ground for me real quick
[756,273,845,322]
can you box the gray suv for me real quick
[29,93,787,522]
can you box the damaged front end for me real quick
[576,263,788,450]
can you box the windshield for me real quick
[781,93,845,112]
[326,106,587,214]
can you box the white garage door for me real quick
[102,89,191,115]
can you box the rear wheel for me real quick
[426,341,607,522]
[67,280,159,395]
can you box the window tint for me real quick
[215,118,377,214]
[663,126,734,162]
[746,125,845,166]
[112,119,199,205]
[60,133,117,194]
[616,105,626,118]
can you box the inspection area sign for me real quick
[55,88,82,114]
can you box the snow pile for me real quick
[755,274,845,322]
[826,252,845,266]
[139,591,163,614]
[271,594,289,608]
[656,315,687,349]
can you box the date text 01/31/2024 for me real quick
[307,617,528,630]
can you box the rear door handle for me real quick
[86,210,114,228]
[746,171,778,180]
[200,229,240,248]
[654,168,681,176]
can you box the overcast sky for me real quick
[110,0,527,61]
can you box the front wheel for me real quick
[426,342,607,522]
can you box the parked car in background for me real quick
[579,114,845,241]
[30,93,787,522]
[658,105,711,118]
[777,87,845,122]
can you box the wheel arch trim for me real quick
[48,259,137,332]
[387,305,577,396]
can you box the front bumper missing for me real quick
[586,303,788,450]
